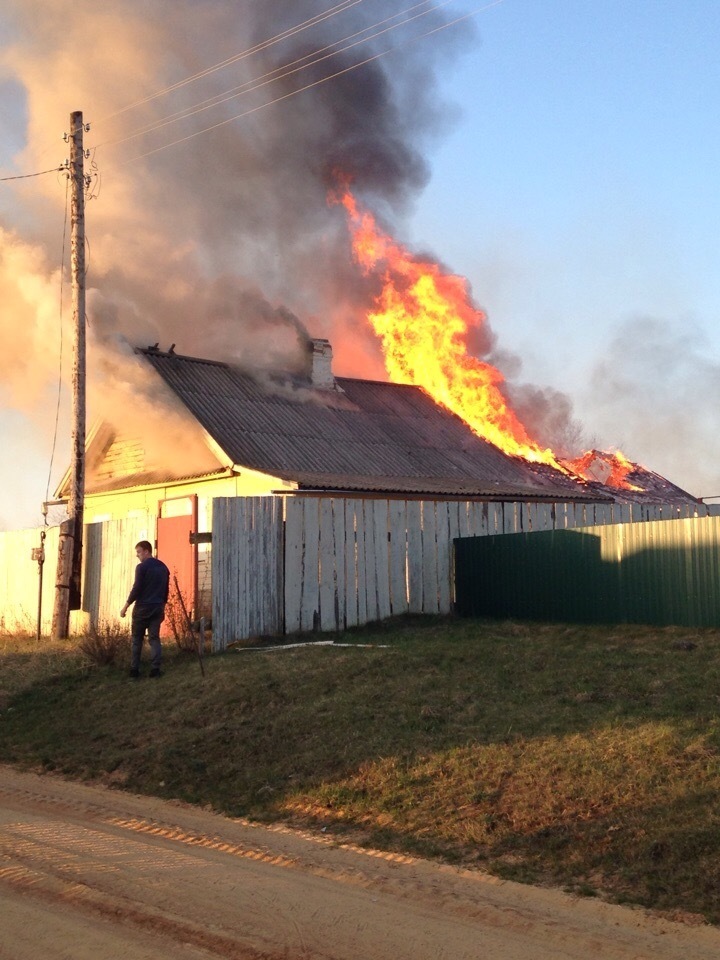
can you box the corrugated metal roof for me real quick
[591,467,701,506]
[284,472,596,500]
[139,349,608,501]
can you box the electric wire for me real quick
[91,0,369,127]
[4,4,344,170]
[0,166,66,182]
[118,0,504,165]
[45,173,70,508]
[97,0,439,150]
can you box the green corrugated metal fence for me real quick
[454,515,720,627]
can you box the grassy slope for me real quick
[1,617,720,922]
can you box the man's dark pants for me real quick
[131,603,164,672]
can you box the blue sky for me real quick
[1,0,719,529]
[413,0,720,360]
[407,0,720,493]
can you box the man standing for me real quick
[120,540,170,679]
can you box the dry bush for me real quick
[172,627,201,656]
[79,621,130,666]
[165,588,206,657]
[0,610,38,640]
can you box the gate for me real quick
[157,495,198,635]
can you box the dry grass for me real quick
[0,633,82,697]
[1,616,720,922]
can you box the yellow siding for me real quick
[93,435,145,485]
[85,469,297,525]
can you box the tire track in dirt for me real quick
[1,765,720,960]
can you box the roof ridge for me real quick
[136,349,425,392]
[336,375,418,388]
[136,346,229,368]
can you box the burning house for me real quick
[51,331,699,631]
[57,336,699,521]
[3,2,716,644]
[57,337,609,521]
[2,1,712,533]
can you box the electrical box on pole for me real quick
[51,110,86,640]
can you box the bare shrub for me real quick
[79,621,130,666]
[165,583,206,658]
[172,626,200,656]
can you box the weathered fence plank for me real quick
[361,500,378,622]
[436,502,451,614]
[344,499,358,628]
[421,502,439,614]
[356,501,368,625]
[447,503,461,608]
[374,500,392,621]
[300,499,320,632]
[407,500,423,613]
[457,502,471,539]
[284,498,304,634]
[333,499,346,630]
[319,499,336,631]
[536,503,553,531]
[389,500,408,616]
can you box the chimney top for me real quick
[308,338,335,389]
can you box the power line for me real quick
[99,0,439,151]
[118,0,504,165]
[0,166,66,182]
[91,0,369,127]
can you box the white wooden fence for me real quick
[2,497,718,641]
[82,516,156,628]
[211,497,284,643]
[210,496,720,649]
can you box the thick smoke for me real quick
[0,2,473,381]
[0,0,475,524]
[505,381,587,458]
[578,316,720,498]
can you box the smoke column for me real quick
[0,1,591,526]
[0,1,477,524]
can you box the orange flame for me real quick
[337,187,644,493]
[336,188,560,467]
[566,450,643,492]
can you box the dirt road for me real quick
[1,766,718,960]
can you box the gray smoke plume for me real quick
[1,2,616,520]
[0,0,480,525]
[0,0,476,389]
[578,315,720,498]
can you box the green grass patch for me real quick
[1,617,720,922]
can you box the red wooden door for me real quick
[157,496,198,637]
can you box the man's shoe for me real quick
[129,669,140,679]
[149,668,162,678]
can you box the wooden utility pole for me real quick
[51,110,86,640]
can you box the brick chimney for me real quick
[308,338,335,389]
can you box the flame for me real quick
[565,450,643,492]
[336,189,560,467]
[336,187,643,492]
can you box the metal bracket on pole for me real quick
[33,529,46,642]
[189,532,213,545]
